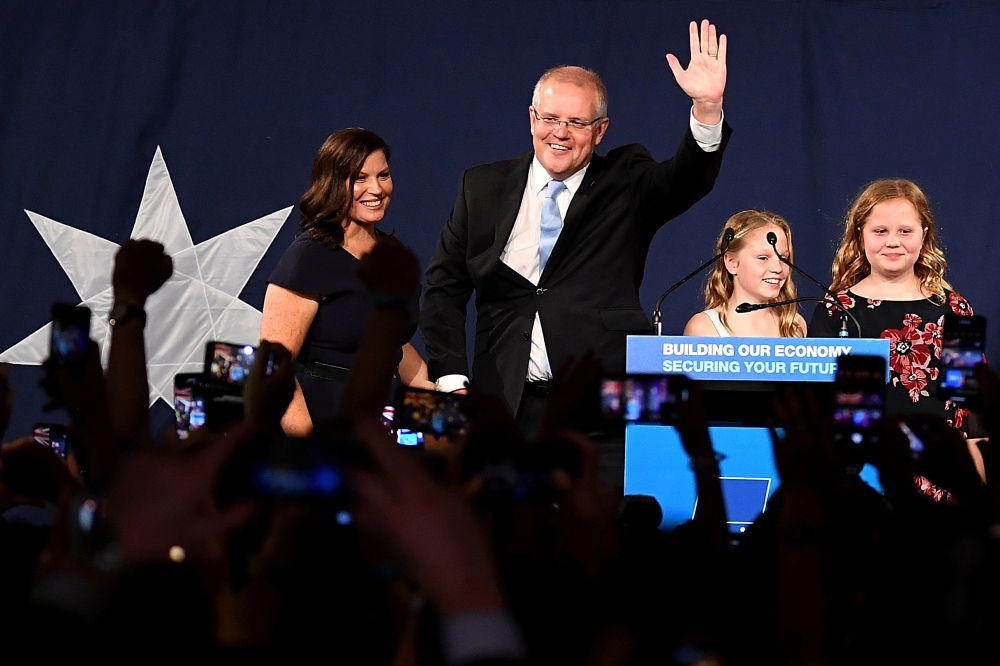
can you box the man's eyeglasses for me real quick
[531,108,604,132]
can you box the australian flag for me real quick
[0,2,473,436]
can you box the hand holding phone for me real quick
[895,414,984,499]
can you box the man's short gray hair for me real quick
[531,66,608,119]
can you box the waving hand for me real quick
[666,19,727,125]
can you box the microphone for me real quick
[734,297,861,338]
[736,297,822,313]
[759,232,859,337]
[652,228,735,335]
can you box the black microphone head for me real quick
[722,227,735,249]
[766,231,778,247]
[735,302,755,314]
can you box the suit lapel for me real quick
[540,153,604,281]
[491,153,533,264]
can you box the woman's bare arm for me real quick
[399,343,434,389]
[260,284,319,436]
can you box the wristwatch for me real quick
[108,302,146,328]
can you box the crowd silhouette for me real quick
[1,236,998,665]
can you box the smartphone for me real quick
[251,435,346,498]
[174,373,207,441]
[393,387,468,436]
[50,304,91,370]
[832,355,886,447]
[938,314,986,405]
[33,423,68,458]
[599,374,690,424]
[381,405,425,447]
[204,341,277,386]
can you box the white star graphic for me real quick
[0,147,292,407]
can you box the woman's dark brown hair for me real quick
[299,128,391,250]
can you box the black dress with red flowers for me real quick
[808,289,978,435]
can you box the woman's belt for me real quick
[296,360,351,383]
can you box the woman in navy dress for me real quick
[261,128,432,435]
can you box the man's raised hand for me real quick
[666,19,727,125]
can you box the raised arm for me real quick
[631,21,731,231]
[108,239,172,447]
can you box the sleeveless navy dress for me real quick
[268,233,420,422]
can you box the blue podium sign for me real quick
[626,336,890,382]
[624,424,883,530]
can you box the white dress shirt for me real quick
[505,158,588,380]
[435,108,724,393]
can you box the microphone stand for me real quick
[735,296,861,338]
[764,232,860,338]
[652,228,734,335]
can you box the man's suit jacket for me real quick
[421,124,732,414]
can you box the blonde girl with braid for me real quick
[684,210,807,338]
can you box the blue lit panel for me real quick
[624,424,881,531]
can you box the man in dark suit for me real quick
[421,20,731,481]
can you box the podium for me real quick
[623,336,890,530]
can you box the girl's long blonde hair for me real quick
[704,210,804,337]
[830,179,950,302]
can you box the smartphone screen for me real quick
[174,373,206,441]
[599,374,688,424]
[204,341,257,386]
[381,405,426,447]
[832,355,886,446]
[33,423,68,458]
[393,387,468,436]
[938,314,986,404]
[50,304,91,369]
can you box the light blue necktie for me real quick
[539,179,566,272]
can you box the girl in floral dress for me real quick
[809,179,985,489]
